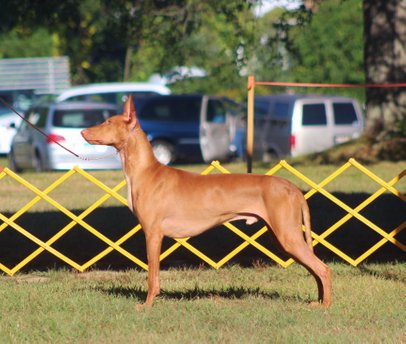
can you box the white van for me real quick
[56,82,171,109]
[253,94,364,160]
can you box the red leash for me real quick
[255,81,406,88]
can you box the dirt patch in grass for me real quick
[14,276,50,283]
[75,270,131,281]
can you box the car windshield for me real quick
[0,95,13,116]
[53,109,114,128]
[138,97,201,122]
[0,106,11,116]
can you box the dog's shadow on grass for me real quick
[96,285,284,303]
[358,264,406,283]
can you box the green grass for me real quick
[0,263,404,343]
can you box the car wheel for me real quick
[151,140,175,165]
[33,151,45,172]
[8,150,22,173]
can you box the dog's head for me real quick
[81,95,139,148]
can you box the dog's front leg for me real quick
[138,230,164,309]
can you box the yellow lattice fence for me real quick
[0,159,404,276]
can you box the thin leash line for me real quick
[0,97,117,161]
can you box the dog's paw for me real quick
[135,303,152,311]
[308,300,331,308]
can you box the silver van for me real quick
[9,102,121,172]
[253,94,364,160]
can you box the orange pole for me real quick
[247,75,255,173]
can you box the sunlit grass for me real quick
[0,263,404,343]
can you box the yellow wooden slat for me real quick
[349,158,405,200]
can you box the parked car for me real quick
[9,102,121,171]
[56,82,171,109]
[134,94,240,165]
[0,90,35,154]
[237,94,364,161]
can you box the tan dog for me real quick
[81,95,332,308]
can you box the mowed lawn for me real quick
[0,264,405,343]
[0,158,405,343]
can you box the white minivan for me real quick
[252,94,364,160]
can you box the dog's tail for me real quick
[301,198,314,252]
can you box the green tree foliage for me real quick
[289,0,365,101]
[244,6,295,94]
[0,0,256,93]
[0,0,366,103]
[0,0,103,83]
[0,28,54,58]
[136,2,257,99]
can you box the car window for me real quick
[89,94,117,104]
[139,98,201,122]
[0,95,13,116]
[333,102,358,125]
[53,109,114,128]
[0,92,34,114]
[64,92,165,109]
[207,100,226,123]
[222,98,242,117]
[36,108,49,127]
[24,108,48,128]
[0,106,9,117]
[302,104,327,126]
[254,101,269,119]
[273,102,290,118]
[65,95,86,102]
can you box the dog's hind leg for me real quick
[279,235,332,307]
[263,193,332,307]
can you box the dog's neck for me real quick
[119,126,160,177]
[118,126,160,212]
[115,124,138,152]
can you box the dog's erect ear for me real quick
[123,94,137,125]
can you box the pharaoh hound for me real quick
[81,95,332,309]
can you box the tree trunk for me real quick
[363,0,406,136]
